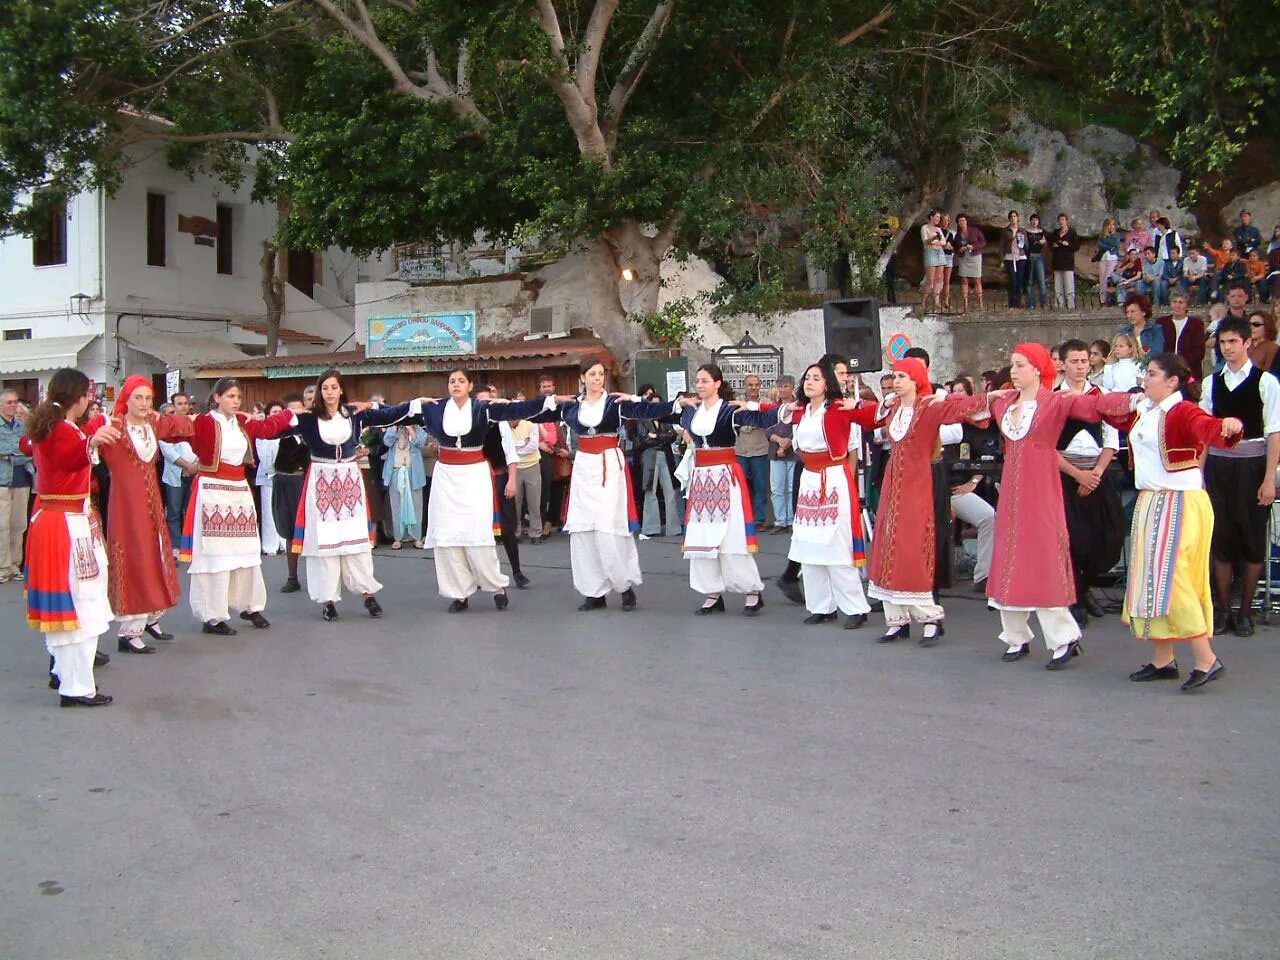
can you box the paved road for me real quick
[2,534,1278,959]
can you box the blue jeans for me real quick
[1005,260,1027,306]
[1180,276,1210,305]
[1025,256,1048,308]
[769,458,794,527]
[1136,277,1169,306]
[737,455,769,526]
[162,481,190,548]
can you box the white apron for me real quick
[788,411,854,566]
[299,461,373,557]
[425,457,496,548]
[187,477,262,575]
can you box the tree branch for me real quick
[532,0,568,66]
[837,3,896,47]
[577,0,621,109]
[602,0,673,141]
[528,0,611,162]
[130,129,297,144]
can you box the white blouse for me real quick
[1130,393,1202,492]
[211,410,248,466]
[317,414,353,446]
[576,393,607,429]
[1000,401,1037,442]
[126,421,157,462]
[794,405,829,452]
[690,399,723,437]
[887,405,916,442]
[442,398,473,439]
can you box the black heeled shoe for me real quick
[202,620,237,636]
[1001,643,1031,662]
[743,594,764,617]
[512,571,531,589]
[60,692,113,708]
[621,587,637,611]
[803,611,837,625]
[93,650,110,667]
[494,591,509,610]
[321,602,339,622]
[696,596,725,615]
[144,623,174,642]
[918,621,945,647]
[239,611,270,629]
[578,595,607,611]
[844,613,867,630]
[775,576,804,605]
[1045,639,1082,670]
[447,598,469,613]
[1082,593,1106,618]
[364,596,383,618]
[877,624,910,643]
[118,637,156,654]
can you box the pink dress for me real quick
[987,389,1134,609]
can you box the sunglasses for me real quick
[1252,322,1266,328]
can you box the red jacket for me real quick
[190,410,295,471]
[1154,314,1207,377]
[787,401,881,460]
[1108,399,1239,472]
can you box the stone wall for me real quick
[945,311,1125,380]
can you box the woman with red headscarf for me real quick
[868,358,990,644]
[88,376,194,652]
[987,343,1138,668]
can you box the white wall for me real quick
[0,190,103,335]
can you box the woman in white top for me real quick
[255,400,286,556]
[920,209,948,314]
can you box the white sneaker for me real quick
[638,534,651,540]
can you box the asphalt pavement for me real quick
[2,533,1278,959]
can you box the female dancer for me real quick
[491,360,679,611]
[24,368,120,706]
[987,344,1136,668]
[93,376,193,653]
[868,358,989,644]
[181,378,295,635]
[289,370,425,621]
[1111,353,1240,691]
[781,361,879,628]
[679,364,779,615]
[417,369,513,612]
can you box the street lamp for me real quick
[621,268,635,282]
[69,293,92,321]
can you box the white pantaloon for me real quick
[0,485,29,575]
[998,607,1079,652]
[118,611,164,637]
[690,554,763,596]
[951,491,996,583]
[570,531,641,597]
[189,568,267,624]
[259,478,284,554]
[883,599,945,627]
[435,545,508,600]
[306,552,382,604]
[803,563,869,616]
[47,629,100,698]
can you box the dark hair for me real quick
[817,352,848,371]
[949,378,974,396]
[264,400,283,415]
[1090,339,1111,359]
[801,362,844,403]
[1227,280,1249,293]
[1029,212,1041,223]
[448,368,474,385]
[282,391,304,405]
[1249,311,1276,342]
[637,383,657,397]
[1057,212,1069,221]
[537,372,555,385]
[1143,245,1157,254]
[696,363,734,401]
[310,368,349,420]
[1148,352,1200,403]
[1061,338,1089,357]
[169,391,189,404]
[1157,217,1171,229]
[995,365,1012,388]
[1123,293,1153,319]
[27,368,91,442]
[208,377,242,408]
[1217,316,1251,343]
[580,359,607,376]
[903,346,931,367]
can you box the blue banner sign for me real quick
[367,312,477,357]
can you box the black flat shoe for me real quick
[1045,639,1082,670]
[447,598,469,613]
[280,577,302,594]
[578,595,607,611]
[1083,594,1106,618]
[239,611,271,629]
[144,623,174,642]
[877,624,910,643]
[322,602,339,622]
[513,572,531,589]
[1001,643,1031,662]
[776,576,804,605]
[1233,613,1255,637]
[844,613,867,630]
[696,596,725,615]
[60,692,113,708]
[743,594,764,617]
[1130,661,1180,681]
[48,676,59,690]
[118,637,156,654]
[918,621,945,647]
[621,587,637,611]
[202,620,237,636]
[1212,610,1234,635]
[94,650,110,667]
[364,596,383,618]
[494,591,509,610]
[803,612,838,625]
[1180,659,1225,692]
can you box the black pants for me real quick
[781,459,806,582]
[495,472,523,575]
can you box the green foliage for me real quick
[634,297,699,346]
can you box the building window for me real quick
[31,200,67,267]
[146,192,166,266]
[216,204,233,275]
[3,329,33,340]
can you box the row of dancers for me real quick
[25,341,1241,706]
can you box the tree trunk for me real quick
[875,191,935,278]
[260,240,284,357]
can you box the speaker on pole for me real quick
[822,297,883,373]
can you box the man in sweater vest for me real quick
[1201,316,1280,636]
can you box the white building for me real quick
[0,140,389,404]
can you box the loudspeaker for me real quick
[822,297,882,373]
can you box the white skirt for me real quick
[425,459,496,548]
[187,476,262,575]
[564,446,633,536]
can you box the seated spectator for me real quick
[1123,217,1151,257]
[1246,250,1267,302]
[1087,339,1110,387]
[1102,332,1142,391]
[1156,290,1207,375]
[1269,243,1280,304]
[1215,247,1249,301]
[1113,248,1143,300]
[1155,217,1185,261]
[1166,245,1185,295]
[1118,292,1164,362]
[1182,246,1211,305]
[1136,246,1169,306]
[1248,310,1278,371]
[1233,209,1263,257]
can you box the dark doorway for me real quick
[287,250,315,298]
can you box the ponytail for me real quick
[26,368,89,442]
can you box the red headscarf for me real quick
[892,358,933,398]
[113,375,153,417]
[1013,342,1056,390]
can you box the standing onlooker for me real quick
[1156,217,1184,261]
[1268,240,1280,306]
[1124,217,1152,256]
[1233,210,1263,257]
[1001,210,1028,308]
[1050,212,1080,308]
[920,209,948,313]
[0,389,32,582]
[734,374,770,528]
[255,400,286,556]
[765,375,796,535]
[510,416,543,542]
[1155,291,1207,376]
[939,212,956,311]
[1137,245,1169,306]
[638,395,681,539]
[535,374,559,536]
[158,430,197,557]
[1182,246,1211,305]
[953,213,987,313]
[1024,213,1048,308]
[382,424,428,548]
[1096,218,1123,305]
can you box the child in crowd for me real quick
[1102,333,1142,392]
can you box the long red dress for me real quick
[987,389,1135,608]
[868,394,990,603]
[93,414,193,618]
